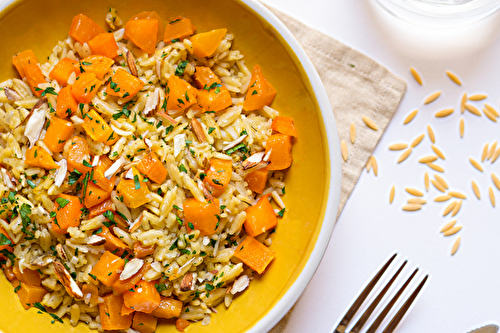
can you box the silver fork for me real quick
[333,253,428,333]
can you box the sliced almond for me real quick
[52,261,83,298]
[87,235,106,246]
[157,111,178,125]
[223,135,247,152]
[4,87,21,101]
[191,118,206,143]
[230,275,250,295]
[126,51,138,77]
[56,243,68,261]
[180,272,195,291]
[31,254,56,267]
[120,258,144,281]
[24,100,47,148]
[242,152,265,170]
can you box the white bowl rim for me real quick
[0,0,343,331]
[240,1,342,332]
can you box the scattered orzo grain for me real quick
[469,158,484,172]
[472,180,481,200]
[390,185,395,204]
[406,188,424,197]
[461,93,467,113]
[435,108,454,118]
[481,143,489,162]
[443,225,462,236]
[362,116,378,131]
[389,143,408,151]
[424,91,441,105]
[402,204,422,211]
[427,162,444,173]
[443,201,457,216]
[366,158,372,172]
[485,103,500,117]
[410,67,423,85]
[460,118,464,138]
[464,103,482,116]
[468,93,487,101]
[448,191,466,199]
[490,186,496,207]
[411,134,425,147]
[404,109,418,125]
[431,145,446,160]
[440,220,457,233]
[425,172,430,191]
[492,148,500,163]
[487,142,497,160]
[446,70,462,85]
[431,179,446,193]
[483,107,497,122]
[418,156,438,163]
[350,122,356,144]
[427,125,436,144]
[434,174,449,189]
[434,195,452,202]
[341,140,348,162]
[451,237,461,255]
[371,156,378,176]
[397,148,412,163]
[492,173,500,191]
[408,198,427,205]
[451,200,462,217]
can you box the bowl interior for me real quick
[0,0,332,332]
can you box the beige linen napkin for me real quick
[264,5,407,332]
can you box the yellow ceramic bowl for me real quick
[0,0,342,332]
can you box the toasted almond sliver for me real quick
[390,185,395,204]
[492,173,500,191]
[411,134,425,148]
[451,199,462,217]
[341,140,348,162]
[434,195,452,202]
[404,110,418,124]
[418,156,438,163]
[427,125,436,144]
[424,91,441,104]
[431,145,446,160]
[461,93,467,114]
[398,148,412,163]
[434,174,449,189]
[464,103,482,116]
[431,179,446,193]
[427,162,444,173]
[191,118,206,143]
[446,70,462,86]
[448,191,466,199]
[362,116,378,131]
[440,220,457,233]
[444,225,462,236]
[482,143,489,162]
[468,93,487,101]
[485,103,500,117]
[459,118,465,138]
[472,180,481,199]
[407,198,427,205]
[451,237,461,256]
[126,51,138,77]
[389,143,408,151]
[410,67,423,85]
[443,201,457,216]
[406,188,424,197]
[487,142,497,160]
[490,187,496,207]
[469,158,484,172]
[483,108,497,122]
[402,204,422,211]
[350,122,356,144]
[435,108,454,118]
[371,156,378,176]
[424,172,429,192]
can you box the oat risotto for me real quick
[0,8,298,332]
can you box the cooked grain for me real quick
[410,67,423,85]
[435,108,454,118]
[468,94,487,101]
[451,237,461,255]
[341,140,348,161]
[443,201,457,216]
[440,220,457,233]
[406,188,424,197]
[427,125,436,144]
[427,162,444,173]
[464,103,482,116]
[418,156,438,163]
[490,186,496,207]
[402,204,422,211]
[424,91,441,104]
[390,185,395,204]
[404,110,418,125]
[397,148,412,163]
[431,145,446,160]
[431,179,446,193]
[434,174,449,189]
[443,225,462,236]
[362,116,378,131]
[434,195,452,202]
[472,180,481,199]
[350,122,356,144]
[389,143,408,151]
[469,158,484,172]
[411,134,425,147]
[446,70,462,85]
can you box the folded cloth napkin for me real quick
[264,4,407,332]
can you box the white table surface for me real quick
[261,0,500,332]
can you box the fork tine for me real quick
[365,268,419,333]
[382,275,429,333]
[349,260,408,333]
[334,254,397,332]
